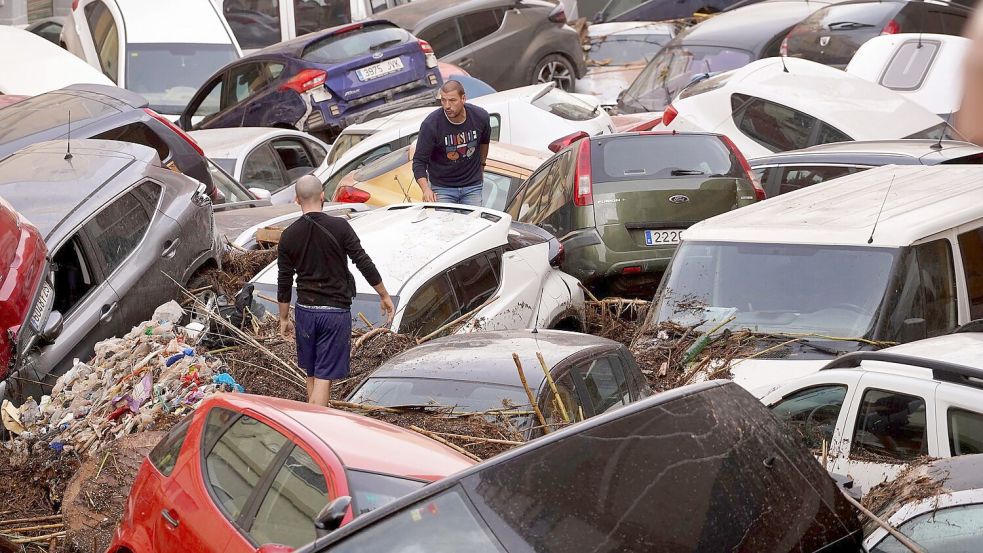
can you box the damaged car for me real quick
[251,203,585,333]
[179,19,442,140]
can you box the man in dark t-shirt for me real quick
[412,80,492,207]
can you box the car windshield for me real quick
[349,377,531,413]
[329,132,372,164]
[302,24,409,64]
[587,33,668,65]
[346,470,427,516]
[654,241,899,338]
[125,43,239,115]
[621,45,752,112]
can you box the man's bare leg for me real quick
[310,378,332,407]
[306,376,315,402]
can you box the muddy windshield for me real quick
[350,377,530,414]
[655,241,898,338]
[620,45,751,112]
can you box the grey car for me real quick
[377,0,587,91]
[0,139,220,401]
[348,329,653,439]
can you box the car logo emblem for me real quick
[819,36,830,47]
[372,52,384,59]
[668,195,689,204]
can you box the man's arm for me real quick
[479,143,489,166]
[276,241,295,339]
[412,119,437,201]
[343,223,394,323]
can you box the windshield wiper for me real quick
[670,169,705,176]
[749,332,861,356]
[370,39,403,51]
[826,21,876,30]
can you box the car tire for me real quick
[530,54,576,92]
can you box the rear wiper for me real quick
[670,169,705,176]
[826,21,876,30]
[370,39,403,51]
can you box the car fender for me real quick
[537,269,584,329]
[459,247,546,332]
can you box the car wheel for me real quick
[531,54,576,91]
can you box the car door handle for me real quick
[459,58,474,68]
[161,238,181,258]
[100,302,118,323]
[161,509,179,528]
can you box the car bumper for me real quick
[307,77,439,132]
[561,228,676,282]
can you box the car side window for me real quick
[776,165,858,195]
[449,251,500,314]
[227,63,272,107]
[148,415,192,477]
[870,503,983,553]
[948,407,983,455]
[458,9,503,46]
[489,114,501,141]
[769,385,847,450]
[325,144,395,197]
[731,93,816,153]
[223,0,282,50]
[272,138,317,182]
[242,144,289,192]
[418,18,464,58]
[51,235,98,316]
[482,171,513,211]
[208,161,254,204]
[573,354,628,416]
[938,9,968,34]
[84,183,161,274]
[511,163,553,222]
[305,139,328,165]
[913,239,958,336]
[813,123,851,147]
[957,227,983,320]
[190,77,225,124]
[851,388,927,461]
[370,0,388,12]
[204,410,290,521]
[541,152,573,219]
[84,0,119,81]
[248,445,329,549]
[400,274,460,337]
[541,371,583,429]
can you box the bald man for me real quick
[277,175,394,406]
[412,79,491,206]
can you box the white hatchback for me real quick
[0,25,115,95]
[251,203,585,333]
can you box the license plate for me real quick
[310,87,331,103]
[644,229,683,246]
[356,57,404,82]
[30,282,53,332]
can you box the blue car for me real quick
[178,20,441,138]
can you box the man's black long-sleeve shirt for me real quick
[277,212,382,309]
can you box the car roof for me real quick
[749,140,983,166]
[587,21,678,37]
[189,127,322,159]
[210,393,474,479]
[684,164,983,247]
[114,0,234,44]
[878,332,983,369]
[366,330,621,389]
[673,0,837,52]
[0,26,115,95]
[0,139,160,240]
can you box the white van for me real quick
[647,164,983,392]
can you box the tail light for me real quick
[662,104,678,126]
[548,130,589,153]
[719,134,766,201]
[334,185,371,204]
[281,69,327,94]
[334,22,364,35]
[881,19,901,35]
[419,40,438,69]
[622,266,642,275]
[573,138,593,206]
[144,108,204,157]
[548,4,567,24]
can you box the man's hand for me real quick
[279,317,294,340]
[418,177,436,202]
[380,294,396,325]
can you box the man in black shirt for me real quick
[412,79,492,207]
[277,176,395,406]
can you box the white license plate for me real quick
[356,57,404,82]
[30,282,53,331]
[644,229,683,246]
[310,87,331,103]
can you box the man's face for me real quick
[440,90,465,119]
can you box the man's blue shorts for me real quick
[295,304,352,380]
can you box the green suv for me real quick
[505,131,763,294]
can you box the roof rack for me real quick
[820,351,983,391]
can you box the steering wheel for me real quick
[803,403,840,442]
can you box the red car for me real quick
[0,196,46,384]
[108,394,475,553]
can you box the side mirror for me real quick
[249,187,272,201]
[314,495,352,533]
[901,318,927,343]
[41,311,63,343]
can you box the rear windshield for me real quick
[591,134,745,183]
[881,40,939,90]
[532,88,598,121]
[0,93,119,145]
[349,377,530,414]
[621,45,752,112]
[302,24,410,64]
[587,33,668,65]
[352,145,412,181]
[806,2,898,31]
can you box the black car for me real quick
[617,0,840,114]
[750,139,983,197]
[0,84,215,197]
[592,0,747,23]
[299,380,865,552]
[783,0,972,68]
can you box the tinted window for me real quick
[541,372,581,427]
[306,139,328,165]
[350,377,530,414]
[449,251,500,314]
[538,152,572,219]
[871,503,983,553]
[880,40,939,91]
[204,412,289,520]
[272,138,317,181]
[851,388,927,461]
[249,445,328,549]
[86,184,160,273]
[938,9,968,34]
[352,146,411,181]
[510,163,552,222]
[93,122,170,162]
[587,33,668,65]
[815,124,851,146]
[190,77,224,124]
[400,275,459,337]
[732,93,817,153]
[302,24,410,63]
[890,239,957,338]
[148,415,192,477]
[242,145,288,192]
[812,2,898,30]
[295,0,352,37]
[770,385,847,449]
[593,135,744,183]
[228,63,273,106]
[573,355,627,415]
[418,19,463,58]
[773,165,858,196]
[348,470,427,516]
[328,132,370,164]
[531,88,597,121]
[85,1,119,81]
[326,144,395,197]
[948,407,983,455]
[458,10,502,46]
[51,236,96,315]
[224,0,281,50]
[957,227,983,320]
[126,44,238,116]
[489,114,500,141]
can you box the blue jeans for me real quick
[432,182,483,207]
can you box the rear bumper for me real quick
[560,227,677,283]
[307,75,440,132]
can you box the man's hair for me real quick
[294,174,323,203]
[440,79,466,97]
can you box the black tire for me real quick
[530,54,576,92]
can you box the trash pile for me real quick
[584,298,649,347]
[200,246,277,298]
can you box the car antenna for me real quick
[65,109,73,161]
[867,174,895,244]
[932,110,955,150]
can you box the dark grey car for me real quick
[0,139,221,401]
[377,0,587,91]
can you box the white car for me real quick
[61,0,242,118]
[0,25,115,95]
[322,83,616,195]
[188,127,331,205]
[661,57,954,159]
[251,203,586,332]
[759,333,983,495]
[846,33,969,117]
[575,22,675,110]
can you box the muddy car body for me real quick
[575,22,676,110]
[0,140,221,401]
[0,198,46,384]
[299,380,865,552]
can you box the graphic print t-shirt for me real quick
[412,104,492,188]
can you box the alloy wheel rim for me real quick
[538,61,573,90]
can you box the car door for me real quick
[451,9,510,86]
[537,151,577,239]
[934,383,983,457]
[766,378,860,471]
[81,0,122,83]
[182,74,227,130]
[225,61,282,127]
[240,142,291,194]
[505,158,555,223]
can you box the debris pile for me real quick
[200,247,277,298]
[584,298,649,347]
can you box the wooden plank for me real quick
[255,226,283,245]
